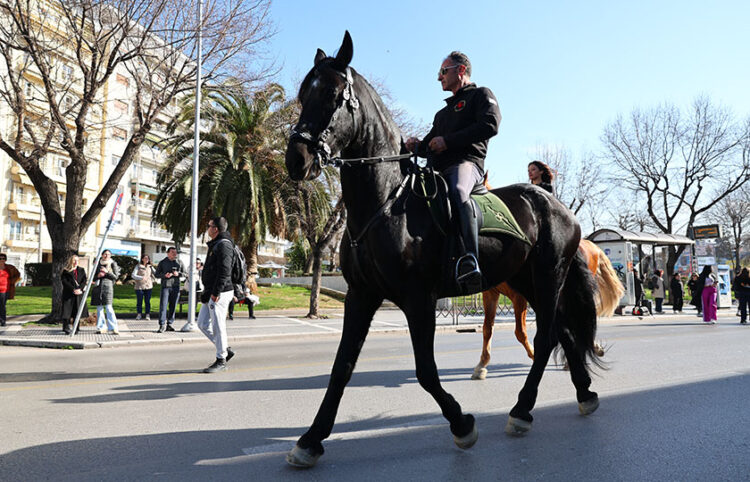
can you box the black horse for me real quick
[284,31,601,468]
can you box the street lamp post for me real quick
[185,0,202,331]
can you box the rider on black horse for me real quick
[405,51,501,290]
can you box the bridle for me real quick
[289,67,362,169]
[289,66,438,248]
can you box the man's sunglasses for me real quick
[439,65,459,76]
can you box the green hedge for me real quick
[25,262,52,286]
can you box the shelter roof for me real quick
[586,228,694,246]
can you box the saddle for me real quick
[413,167,530,294]
[415,167,530,244]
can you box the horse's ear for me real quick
[314,48,327,66]
[333,30,353,70]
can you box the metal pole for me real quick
[70,193,123,335]
[187,0,202,328]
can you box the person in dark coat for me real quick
[91,250,120,334]
[693,266,712,317]
[734,267,750,324]
[633,269,643,307]
[670,272,684,313]
[61,254,88,334]
[528,160,555,194]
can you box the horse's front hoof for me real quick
[471,365,487,380]
[505,416,532,436]
[454,423,478,449]
[578,394,600,416]
[286,444,321,468]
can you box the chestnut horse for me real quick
[472,239,624,379]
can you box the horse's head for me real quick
[286,31,360,181]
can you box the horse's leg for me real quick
[472,286,500,380]
[287,289,382,468]
[405,295,478,449]
[505,325,556,435]
[507,290,533,359]
[506,265,568,435]
[556,321,599,415]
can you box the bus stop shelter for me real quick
[587,228,695,306]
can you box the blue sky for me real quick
[268,1,750,187]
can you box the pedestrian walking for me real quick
[91,250,120,334]
[198,217,236,373]
[702,272,718,324]
[0,253,21,327]
[61,254,87,334]
[652,270,665,313]
[734,267,750,324]
[131,254,156,321]
[670,272,684,313]
[154,247,185,333]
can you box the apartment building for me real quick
[0,2,205,280]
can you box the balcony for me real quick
[129,197,156,213]
[5,233,39,249]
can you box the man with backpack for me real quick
[198,217,236,373]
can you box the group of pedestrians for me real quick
[52,216,254,373]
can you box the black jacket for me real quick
[61,267,88,319]
[417,83,501,172]
[670,278,684,297]
[154,258,186,289]
[202,231,235,298]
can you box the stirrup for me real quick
[455,253,481,283]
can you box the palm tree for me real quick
[154,83,290,275]
[285,169,346,318]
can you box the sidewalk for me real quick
[0,305,744,349]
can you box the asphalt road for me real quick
[1,314,748,481]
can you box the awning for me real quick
[587,228,694,246]
[258,261,286,269]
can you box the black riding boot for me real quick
[455,200,481,292]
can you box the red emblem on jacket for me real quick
[454,100,466,112]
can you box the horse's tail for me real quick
[559,250,601,367]
[591,243,625,317]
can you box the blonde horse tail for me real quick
[593,245,625,317]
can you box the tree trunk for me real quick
[303,254,313,275]
[306,246,323,318]
[43,222,81,322]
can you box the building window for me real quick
[111,154,121,166]
[25,81,33,97]
[112,127,127,140]
[56,157,68,177]
[15,186,24,204]
[116,73,129,88]
[9,220,23,240]
[62,64,73,81]
[114,100,128,113]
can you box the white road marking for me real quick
[273,315,341,333]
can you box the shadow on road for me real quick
[4,374,749,480]
[46,364,531,404]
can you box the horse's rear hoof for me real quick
[578,395,600,416]
[454,423,478,449]
[471,365,487,380]
[505,416,532,436]
[286,444,321,468]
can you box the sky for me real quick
[266,1,750,188]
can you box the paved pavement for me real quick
[0,305,743,349]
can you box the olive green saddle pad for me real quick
[471,192,530,245]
